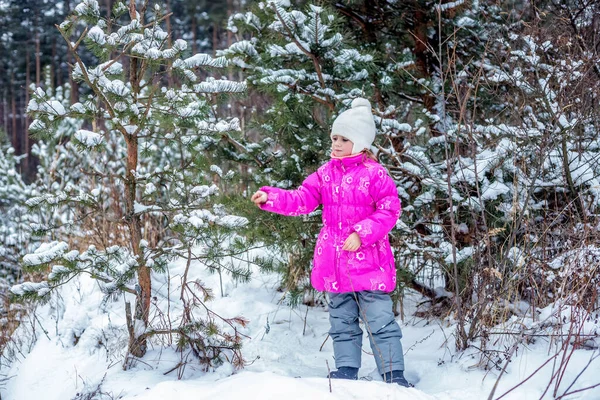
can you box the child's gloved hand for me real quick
[342,232,361,251]
[251,190,268,206]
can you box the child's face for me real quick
[331,135,353,157]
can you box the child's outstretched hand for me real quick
[251,190,268,206]
[342,232,361,251]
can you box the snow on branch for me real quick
[190,185,218,198]
[22,241,69,267]
[74,129,104,148]
[26,192,68,208]
[177,54,229,69]
[195,118,241,133]
[266,0,291,7]
[27,99,67,117]
[115,19,142,41]
[379,118,413,133]
[104,79,130,97]
[87,26,106,45]
[173,209,248,230]
[28,119,47,132]
[304,11,325,45]
[74,0,100,18]
[333,49,373,64]
[217,215,249,228]
[228,12,263,32]
[480,181,511,201]
[99,60,123,76]
[258,69,307,85]
[10,281,50,297]
[271,41,310,56]
[320,33,343,48]
[219,40,259,59]
[269,2,294,30]
[193,78,247,94]
[435,0,466,12]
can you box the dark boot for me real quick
[382,370,411,387]
[328,366,359,380]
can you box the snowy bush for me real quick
[226,0,600,354]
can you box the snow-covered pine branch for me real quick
[17,0,258,369]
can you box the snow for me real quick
[22,241,69,266]
[190,184,218,197]
[28,99,67,116]
[9,281,49,296]
[88,26,106,45]
[269,0,291,7]
[216,215,249,228]
[129,373,434,400]
[435,0,465,12]
[48,264,69,280]
[173,39,188,51]
[134,202,162,214]
[3,248,600,400]
[144,182,157,196]
[380,118,412,132]
[210,165,223,176]
[481,180,510,200]
[179,53,228,69]
[75,129,104,147]
[193,79,246,94]
[444,245,473,264]
[74,0,100,17]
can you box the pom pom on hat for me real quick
[331,97,376,154]
[350,97,371,109]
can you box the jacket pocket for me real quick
[343,243,379,273]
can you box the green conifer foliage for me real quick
[224,0,498,304]
[225,1,600,340]
[15,0,253,369]
[225,1,377,304]
[0,143,35,287]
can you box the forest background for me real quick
[0,0,599,398]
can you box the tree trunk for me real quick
[25,52,31,173]
[69,59,78,105]
[105,0,112,18]
[126,0,151,359]
[125,133,150,358]
[213,21,218,56]
[191,14,197,54]
[52,39,59,88]
[165,0,174,88]
[10,73,18,153]
[412,6,435,114]
[65,0,79,105]
[2,90,7,137]
[35,32,41,87]
[227,0,234,83]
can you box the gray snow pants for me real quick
[328,291,404,374]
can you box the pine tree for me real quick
[14,0,253,369]
[225,1,378,304]
[0,141,35,288]
[0,136,39,345]
[224,1,501,304]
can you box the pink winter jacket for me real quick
[259,153,401,293]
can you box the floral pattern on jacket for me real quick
[259,153,401,293]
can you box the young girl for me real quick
[251,98,410,387]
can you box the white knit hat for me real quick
[331,97,376,154]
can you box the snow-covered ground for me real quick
[2,253,599,400]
